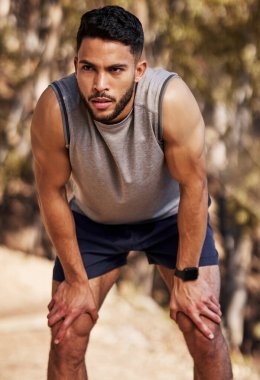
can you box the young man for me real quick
[31,5,233,380]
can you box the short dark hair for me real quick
[76,5,144,59]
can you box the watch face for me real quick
[184,267,199,281]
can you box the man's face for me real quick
[74,38,146,124]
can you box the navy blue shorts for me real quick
[53,211,219,281]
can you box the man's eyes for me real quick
[81,66,124,73]
[82,65,93,71]
[109,67,123,73]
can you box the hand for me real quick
[170,276,222,340]
[47,280,98,344]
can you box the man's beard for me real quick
[80,81,136,124]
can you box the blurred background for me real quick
[0,0,259,378]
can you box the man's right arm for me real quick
[31,87,98,343]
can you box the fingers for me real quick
[87,308,99,324]
[172,307,217,339]
[190,314,215,340]
[207,300,222,316]
[47,303,61,319]
[48,304,99,343]
[170,297,222,339]
[48,299,55,311]
[53,308,99,344]
[48,308,66,327]
[170,310,177,322]
[200,306,222,324]
[210,295,220,307]
[185,300,222,338]
[53,314,77,344]
[169,302,177,322]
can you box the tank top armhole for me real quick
[50,82,70,149]
[158,73,179,142]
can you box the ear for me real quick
[135,60,147,83]
[74,56,78,74]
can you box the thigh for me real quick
[142,215,218,270]
[156,264,221,299]
[51,266,121,339]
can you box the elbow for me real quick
[180,175,208,200]
[36,183,67,205]
[180,173,208,191]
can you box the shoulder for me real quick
[163,76,198,109]
[50,73,78,99]
[162,77,204,144]
[35,85,60,114]
[31,86,65,151]
[135,67,176,104]
[140,67,177,89]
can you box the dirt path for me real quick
[0,246,258,380]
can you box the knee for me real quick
[50,314,94,369]
[50,338,87,370]
[176,312,223,359]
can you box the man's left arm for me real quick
[162,77,222,339]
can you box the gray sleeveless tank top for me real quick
[50,67,180,224]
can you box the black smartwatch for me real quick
[174,267,199,281]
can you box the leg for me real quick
[157,265,233,380]
[47,267,121,380]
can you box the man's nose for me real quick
[93,73,109,92]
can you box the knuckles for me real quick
[169,310,176,321]
[89,306,97,314]
[197,302,205,312]
[185,305,193,315]
[48,318,54,327]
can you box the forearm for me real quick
[176,179,208,269]
[37,187,88,284]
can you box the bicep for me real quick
[31,87,71,192]
[162,78,207,186]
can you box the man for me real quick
[31,5,233,380]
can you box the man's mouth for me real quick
[91,97,113,110]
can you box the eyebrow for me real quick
[78,59,128,69]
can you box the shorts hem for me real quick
[146,254,219,269]
[198,255,219,267]
[52,258,127,282]
[86,259,127,279]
